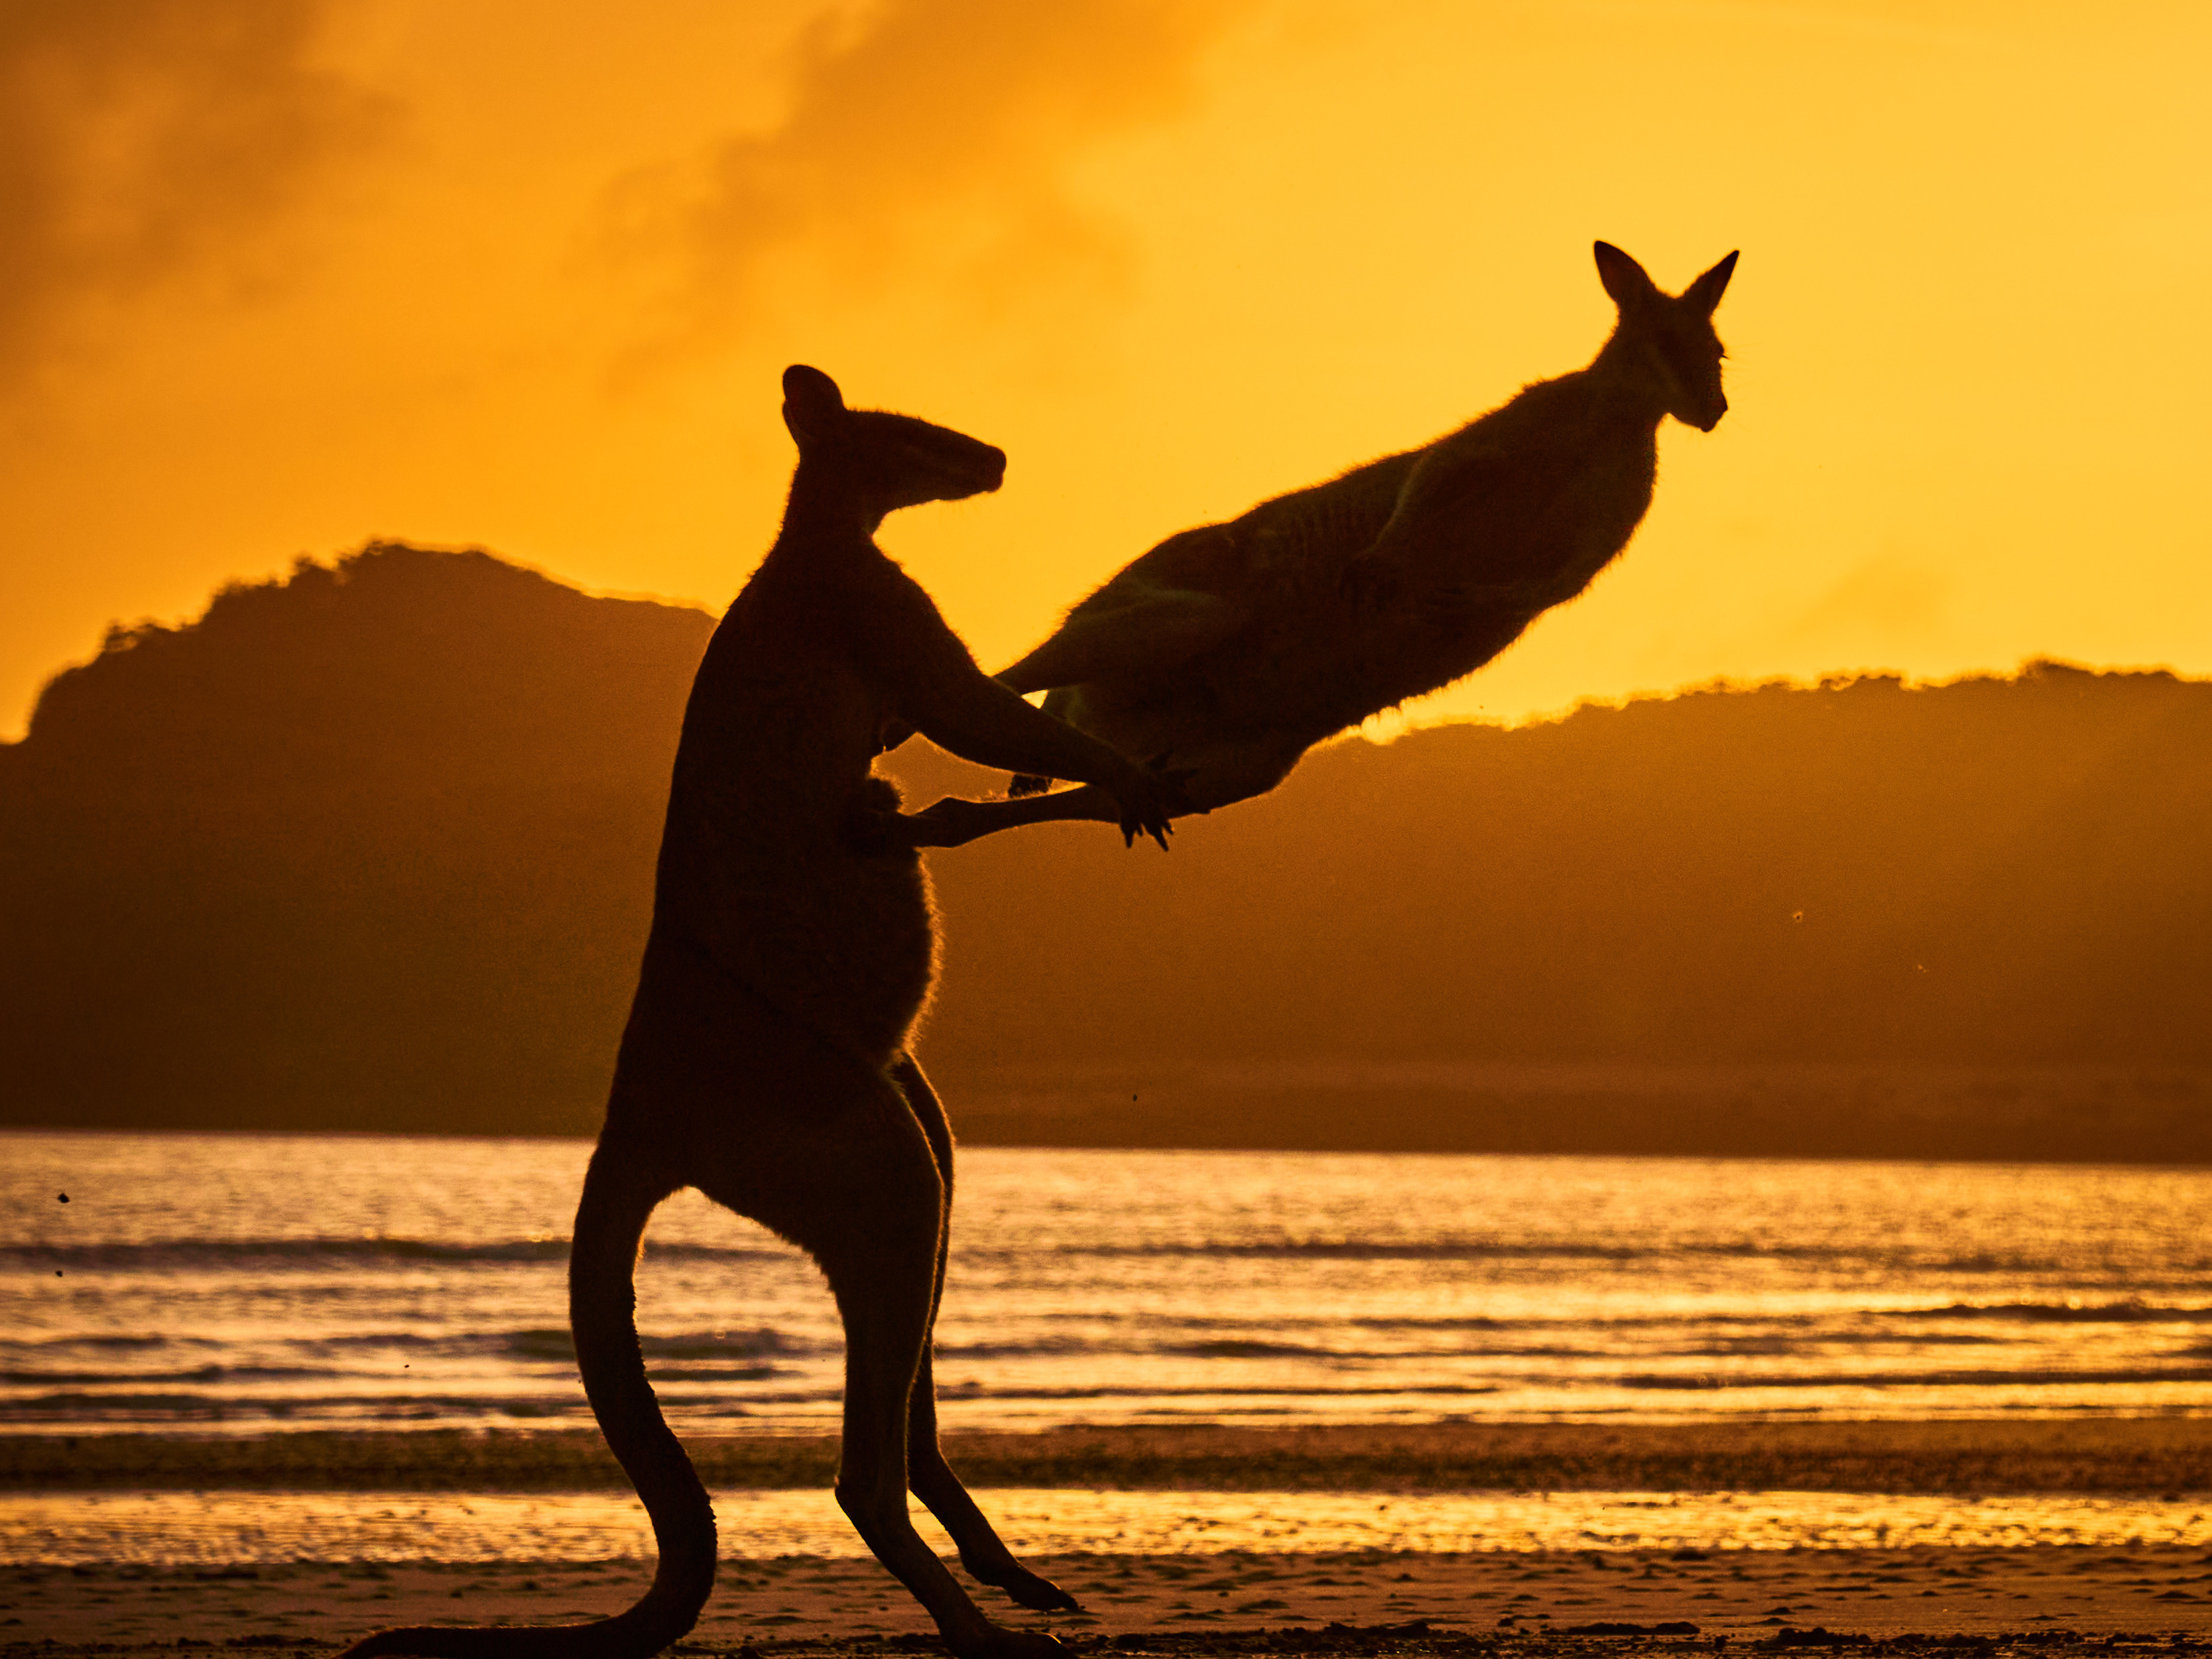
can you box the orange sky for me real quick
[3,0,2207,742]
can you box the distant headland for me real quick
[4,543,2207,1162]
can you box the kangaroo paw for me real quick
[968,1561,1083,1613]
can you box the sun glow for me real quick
[2,1,2207,740]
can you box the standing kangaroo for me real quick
[341,367,1173,1659]
[908,241,1735,848]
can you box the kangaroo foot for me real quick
[965,1559,1083,1613]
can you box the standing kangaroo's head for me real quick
[1593,243,1738,432]
[782,365,1007,524]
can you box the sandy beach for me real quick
[9,1420,2212,1655]
[12,1540,2212,1653]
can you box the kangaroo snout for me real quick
[945,441,1007,500]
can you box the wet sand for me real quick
[9,1421,2212,1654]
[13,1418,2212,1495]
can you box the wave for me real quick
[1,1237,792,1270]
[635,1241,802,1264]
[0,1325,822,1378]
[1891,1301,2212,1324]
[0,1390,602,1422]
[7,1235,1609,1269]
[17,1238,2212,1286]
[935,1382,1505,1401]
[502,1327,816,1363]
[0,1375,1505,1420]
[3,1327,814,1362]
[11,1307,2188,1377]
[11,1301,2203,1380]
[1075,1241,1652,1261]
[940,1333,1459,1361]
[1158,1339,1350,1360]
[5,1239,570,1269]
[1619,1364,2212,1391]
[0,1365,329,1386]
[1052,1239,2203,1272]
[935,1335,1121,1359]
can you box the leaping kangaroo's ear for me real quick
[1593,241,1659,310]
[782,364,846,446]
[1683,251,1739,316]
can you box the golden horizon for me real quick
[3,2,2206,741]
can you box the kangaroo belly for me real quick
[727,861,938,1066]
[1064,499,1622,802]
[652,775,939,1068]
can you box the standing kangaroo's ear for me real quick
[782,365,847,446]
[1593,241,1660,310]
[1683,251,1739,316]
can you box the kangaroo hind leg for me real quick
[997,580,1243,698]
[891,1053,1083,1613]
[725,1061,1067,1659]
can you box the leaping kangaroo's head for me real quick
[1593,243,1738,432]
[782,365,1007,524]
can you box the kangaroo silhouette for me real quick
[903,241,1735,848]
[339,367,1172,1659]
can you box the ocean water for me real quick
[7,1131,2212,1437]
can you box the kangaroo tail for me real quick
[338,1143,712,1659]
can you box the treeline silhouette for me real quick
[5,544,2207,1160]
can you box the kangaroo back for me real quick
[998,242,1739,812]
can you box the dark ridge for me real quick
[4,544,2209,1155]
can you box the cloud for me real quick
[0,0,395,389]
[597,0,1253,357]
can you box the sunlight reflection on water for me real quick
[6,1488,2211,1566]
[11,1133,2212,1434]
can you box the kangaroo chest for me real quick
[1468,427,1656,586]
[648,587,938,1060]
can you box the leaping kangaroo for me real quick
[340,367,1174,1659]
[906,241,1736,849]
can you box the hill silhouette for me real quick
[4,544,2208,1160]
[0,547,709,1135]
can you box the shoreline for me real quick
[13,1419,2212,1495]
[17,1424,2212,1654]
[17,1421,2212,1651]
